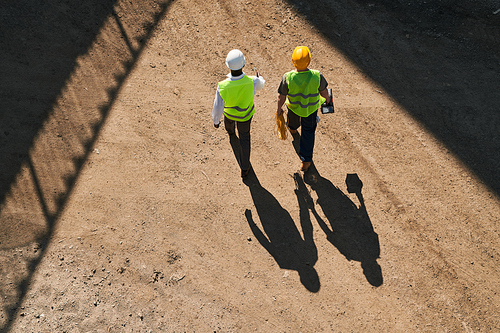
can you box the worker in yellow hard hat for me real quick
[213,49,265,178]
[276,46,332,172]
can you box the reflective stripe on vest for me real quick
[218,75,255,122]
[285,70,324,117]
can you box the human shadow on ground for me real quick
[284,0,500,195]
[299,165,383,287]
[244,173,320,292]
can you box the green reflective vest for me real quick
[218,75,255,122]
[285,69,325,117]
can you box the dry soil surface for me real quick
[1,0,500,332]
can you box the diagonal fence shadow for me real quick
[284,0,500,195]
[0,1,172,331]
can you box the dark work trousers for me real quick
[287,109,318,163]
[224,115,252,171]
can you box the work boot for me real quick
[300,161,311,172]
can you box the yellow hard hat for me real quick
[292,46,311,70]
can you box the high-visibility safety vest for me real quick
[285,69,325,117]
[218,75,255,122]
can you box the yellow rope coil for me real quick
[274,112,288,140]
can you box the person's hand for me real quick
[276,108,283,116]
[214,123,219,128]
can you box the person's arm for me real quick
[276,94,286,115]
[319,73,331,104]
[319,88,331,105]
[276,74,288,115]
[252,75,265,93]
[212,87,224,128]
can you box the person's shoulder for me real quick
[218,78,231,87]
[284,70,295,80]
[311,69,327,81]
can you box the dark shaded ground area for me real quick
[0,0,116,208]
[0,1,169,331]
[1,0,499,331]
[1,2,114,329]
[285,0,500,194]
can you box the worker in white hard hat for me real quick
[276,46,331,172]
[212,49,265,178]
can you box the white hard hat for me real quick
[225,49,245,70]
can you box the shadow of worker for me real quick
[300,166,383,287]
[244,174,320,292]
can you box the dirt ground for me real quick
[1,0,500,331]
